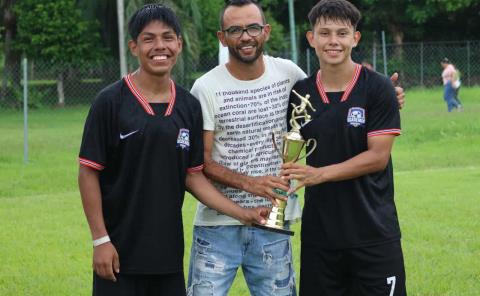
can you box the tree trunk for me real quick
[387,23,404,58]
[2,0,21,107]
[57,72,65,107]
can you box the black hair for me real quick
[441,57,450,64]
[128,4,182,41]
[308,0,361,30]
[219,0,266,29]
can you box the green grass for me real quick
[1,87,479,295]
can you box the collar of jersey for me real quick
[315,63,362,104]
[123,73,176,116]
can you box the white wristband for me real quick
[93,235,110,247]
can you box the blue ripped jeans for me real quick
[187,225,296,296]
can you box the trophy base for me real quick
[253,223,294,236]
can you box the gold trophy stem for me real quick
[254,89,317,236]
[254,190,294,236]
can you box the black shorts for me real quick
[300,240,406,296]
[93,272,186,296]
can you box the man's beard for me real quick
[228,41,264,64]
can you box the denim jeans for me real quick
[443,82,459,112]
[187,225,296,296]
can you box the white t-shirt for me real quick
[191,55,307,226]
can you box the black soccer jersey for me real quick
[79,74,204,274]
[288,65,401,249]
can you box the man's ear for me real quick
[128,40,138,57]
[217,30,227,46]
[263,24,272,42]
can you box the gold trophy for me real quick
[254,90,317,236]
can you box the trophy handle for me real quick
[297,138,317,161]
[271,132,283,159]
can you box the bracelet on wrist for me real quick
[93,235,110,247]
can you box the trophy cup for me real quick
[254,90,317,236]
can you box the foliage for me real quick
[355,0,479,44]
[13,0,105,65]
[7,83,48,109]
[197,0,224,59]
[264,11,288,56]
[265,0,480,51]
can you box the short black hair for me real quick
[441,57,450,64]
[128,4,182,41]
[219,0,266,29]
[308,0,361,30]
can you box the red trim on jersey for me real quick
[341,64,362,102]
[315,70,330,104]
[187,164,204,173]
[316,64,362,104]
[164,80,176,116]
[367,129,402,137]
[79,157,105,171]
[123,73,176,116]
[124,74,155,115]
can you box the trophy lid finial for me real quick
[290,89,316,131]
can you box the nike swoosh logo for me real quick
[120,130,139,140]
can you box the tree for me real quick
[197,0,223,60]
[79,0,118,57]
[0,0,20,106]
[13,0,105,106]
[357,0,478,45]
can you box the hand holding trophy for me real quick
[254,90,317,236]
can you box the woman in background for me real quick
[441,58,461,112]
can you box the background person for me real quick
[441,57,461,112]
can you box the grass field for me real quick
[1,87,479,295]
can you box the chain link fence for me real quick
[351,40,480,88]
[1,40,479,109]
[0,58,119,109]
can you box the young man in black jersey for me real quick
[78,4,268,296]
[281,0,406,295]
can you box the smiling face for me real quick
[129,20,182,77]
[218,3,270,64]
[306,17,360,68]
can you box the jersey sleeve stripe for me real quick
[79,157,105,171]
[187,164,204,173]
[367,129,402,137]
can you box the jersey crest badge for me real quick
[347,107,365,127]
[176,128,190,150]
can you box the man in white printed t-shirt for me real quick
[187,1,405,295]
[187,2,304,295]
